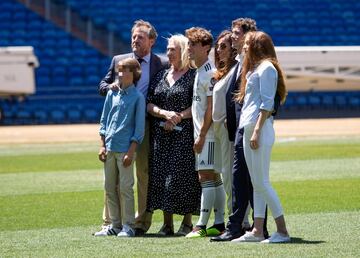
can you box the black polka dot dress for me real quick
[147,68,201,215]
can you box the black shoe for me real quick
[134,228,145,236]
[241,226,251,236]
[210,229,242,242]
[158,224,174,236]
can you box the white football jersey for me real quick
[192,60,216,138]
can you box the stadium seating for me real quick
[0,0,108,124]
[60,0,360,52]
[0,0,359,124]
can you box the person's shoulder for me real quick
[107,89,114,96]
[258,60,276,71]
[153,67,168,81]
[133,87,144,97]
[199,61,215,82]
[105,89,116,100]
[151,53,169,66]
[113,53,133,62]
[188,67,197,76]
[203,60,215,74]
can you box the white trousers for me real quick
[243,119,283,219]
[104,151,135,228]
[213,121,234,215]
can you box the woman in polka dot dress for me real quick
[147,34,201,236]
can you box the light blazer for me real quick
[225,62,281,142]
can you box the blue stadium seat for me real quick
[86,75,101,86]
[308,95,321,108]
[34,109,48,124]
[50,109,66,124]
[53,76,68,86]
[295,95,308,108]
[349,96,360,109]
[335,95,347,109]
[16,109,33,124]
[322,95,334,107]
[67,108,82,123]
[83,108,100,123]
[70,77,84,86]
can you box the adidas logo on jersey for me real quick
[204,62,212,72]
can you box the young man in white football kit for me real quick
[185,27,226,238]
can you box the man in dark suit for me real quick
[98,20,167,236]
[211,17,270,242]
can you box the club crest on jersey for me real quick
[210,77,217,86]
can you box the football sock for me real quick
[196,180,216,227]
[211,223,225,232]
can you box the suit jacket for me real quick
[98,52,168,96]
[225,62,241,142]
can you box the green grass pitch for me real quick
[0,138,359,257]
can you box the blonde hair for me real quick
[116,58,142,84]
[167,34,190,70]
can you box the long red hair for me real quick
[235,31,287,104]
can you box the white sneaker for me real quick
[117,224,135,237]
[231,231,265,243]
[94,225,121,237]
[261,232,290,243]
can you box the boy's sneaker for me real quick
[185,226,207,238]
[94,225,121,237]
[117,224,135,237]
[206,223,225,237]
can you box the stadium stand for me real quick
[0,0,109,124]
[0,0,359,124]
[59,0,360,52]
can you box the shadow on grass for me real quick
[138,233,184,238]
[290,237,325,244]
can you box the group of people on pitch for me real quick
[94,17,291,244]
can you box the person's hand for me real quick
[98,147,107,162]
[122,153,133,168]
[164,111,182,125]
[163,120,175,131]
[109,82,120,91]
[193,135,205,154]
[250,130,260,149]
[224,118,227,129]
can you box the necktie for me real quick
[135,58,144,87]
